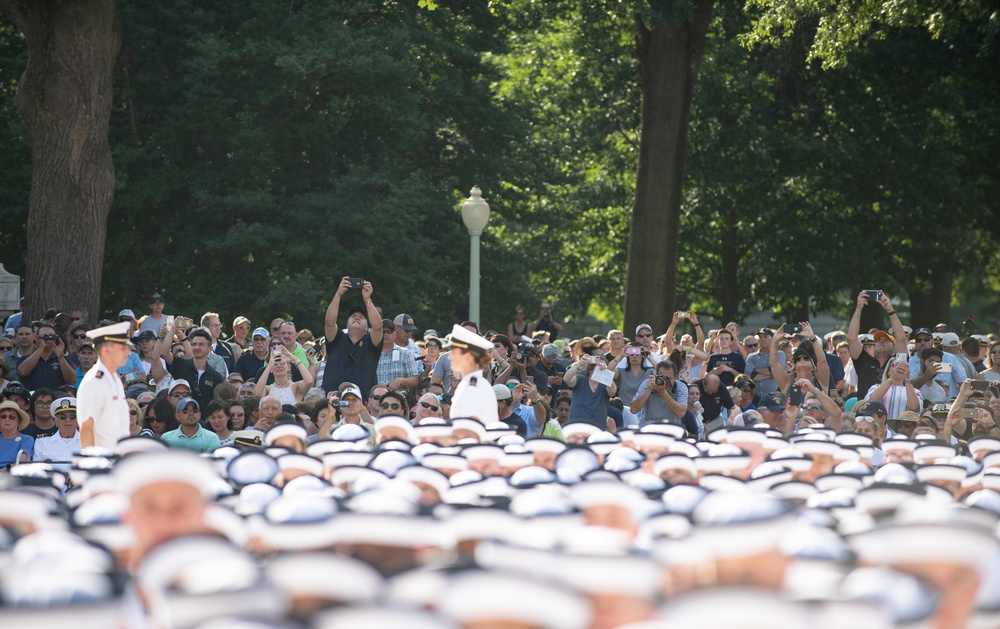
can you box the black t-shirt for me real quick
[695,379,734,421]
[22,423,58,439]
[20,353,69,392]
[535,318,560,337]
[321,330,382,400]
[705,351,746,387]
[852,351,889,397]
[235,350,266,382]
[501,413,527,437]
[168,357,224,409]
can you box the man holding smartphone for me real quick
[320,277,383,400]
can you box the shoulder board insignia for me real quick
[470,376,478,386]
[96,371,104,379]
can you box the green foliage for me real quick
[0,19,29,275]
[103,0,527,332]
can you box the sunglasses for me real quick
[380,402,402,411]
[178,407,198,414]
[914,337,932,343]
[370,394,385,402]
[147,417,163,422]
[129,410,138,416]
[419,401,440,412]
[856,416,875,424]
[802,404,821,410]
[168,392,189,399]
[506,382,518,389]
[991,350,1000,355]
[72,334,88,340]
[636,333,652,338]
[57,413,78,420]
[745,343,758,349]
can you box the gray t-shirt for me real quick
[744,351,785,396]
[634,378,688,425]
[619,366,653,407]
[139,314,168,335]
[569,378,611,428]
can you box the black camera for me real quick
[41,333,60,341]
[513,352,524,362]
[655,375,667,387]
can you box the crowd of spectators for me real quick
[1,287,999,627]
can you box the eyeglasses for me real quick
[419,401,440,412]
[914,337,932,343]
[802,404,821,410]
[168,392,189,399]
[370,394,385,402]
[380,402,402,411]
[636,333,652,338]
[57,413,78,420]
[72,334,88,340]
[745,343,758,349]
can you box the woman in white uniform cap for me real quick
[446,324,499,424]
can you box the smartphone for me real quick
[958,408,978,419]
[895,353,909,364]
[971,380,990,392]
[165,315,175,328]
[625,346,642,356]
[338,400,351,408]
[865,290,882,302]
[788,385,803,406]
[348,277,364,289]
[785,324,802,335]
[525,375,534,386]
[938,363,952,373]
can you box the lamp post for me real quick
[461,186,491,329]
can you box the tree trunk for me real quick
[1,0,119,321]
[908,271,953,330]
[719,217,740,323]
[623,0,715,335]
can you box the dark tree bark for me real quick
[718,209,740,323]
[0,0,119,321]
[624,0,715,335]
[908,271,953,330]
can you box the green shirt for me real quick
[162,425,221,453]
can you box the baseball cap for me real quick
[252,327,270,339]
[135,329,156,341]
[169,379,192,393]
[118,309,136,321]
[423,329,440,341]
[492,384,512,401]
[757,328,773,336]
[912,327,932,338]
[733,375,755,389]
[341,385,363,401]
[854,400,887,417]
[347,305,367,319]
[381,318,395,332]
[148,292,165,304]
[872,330,895,344]
[540,344,561,361]
[940,332,960,348]
[393,314,416,331]
[635,323,653,335]
[176,397,199,412]
[233,316,250,327]
[758,393,784,411]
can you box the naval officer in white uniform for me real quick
[78,321,134,449]
[446,324,499,425]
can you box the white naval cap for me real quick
[85,321,134,347]
[444,324,493,353]
[114,451,219,499]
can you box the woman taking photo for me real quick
[487,333,517,385]
[769,323,830,397]
[564,353,617,431]
[254,344,314,404]
[613,342,654,428]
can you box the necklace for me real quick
[273,376,291,387]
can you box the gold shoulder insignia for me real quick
[470,376,478,386]
[96,371,104,379]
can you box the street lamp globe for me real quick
[461,186,491,234]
